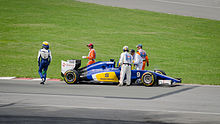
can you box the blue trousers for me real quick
[38,60,49,80]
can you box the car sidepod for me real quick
[87,69,120,83]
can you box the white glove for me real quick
[82,56,87,59]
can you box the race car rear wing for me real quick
[61,59,81,75]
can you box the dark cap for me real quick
[130,49,135,53]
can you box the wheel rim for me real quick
[66,73,75,82]
[143,74,152,84]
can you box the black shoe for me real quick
[40,78,45,85]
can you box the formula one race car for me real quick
[61,59,181,86]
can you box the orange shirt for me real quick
[137,49,149,63]
[137,49,149,70]
[87,49,96,60]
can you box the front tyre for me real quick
[64,70,79,84]
[141,72,156,87]
[154,70,166,75]
[154,70,166,86]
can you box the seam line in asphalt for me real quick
[0,86,197,100]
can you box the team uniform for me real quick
[37,43,52,83]
[86,49,96,66]
[137,49,149,70]
[132,53,143,70]
[118,48,133,86]
[82,43,96,66]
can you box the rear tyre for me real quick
[64,70,79,84]
[141,72,156,87]
[61,72,64,77]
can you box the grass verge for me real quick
[0,0,219,84]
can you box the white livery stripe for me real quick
[92,74,98,81]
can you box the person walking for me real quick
[37,41,52,84]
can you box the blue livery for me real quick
[61,59,181,86]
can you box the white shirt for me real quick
[37,48,52,60]
[119,52,133,65]
[133,53,143,65]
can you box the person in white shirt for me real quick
[118,46,133,86]
[130,49,143,70]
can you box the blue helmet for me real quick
[136,44,142,48]
[42,41,49,49]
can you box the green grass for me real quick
[0,0,220,85]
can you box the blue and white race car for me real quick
[61,59,181,86]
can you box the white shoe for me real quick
[135,79,141,84]
[117,83,123,86]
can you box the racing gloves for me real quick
[82,56,87,59]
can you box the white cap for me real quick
[123,46,129,51]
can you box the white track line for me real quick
[152,0,220,9]
[31,78,50,81]
[0,77,16,80]
[31,78,42,81]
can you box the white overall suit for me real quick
[133,53,143,70]
[118,51,133,86]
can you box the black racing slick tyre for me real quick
[64,70,79,84]
[141,72,156,87]
[154,70,166,75]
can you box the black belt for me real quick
[123,63,131,65]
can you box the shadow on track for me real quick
[0,115,176,124]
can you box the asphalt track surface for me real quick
[0,80,220,124]
[78,0,220,20]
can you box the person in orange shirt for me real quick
[82,43,96,66]
[136,44,149,70]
